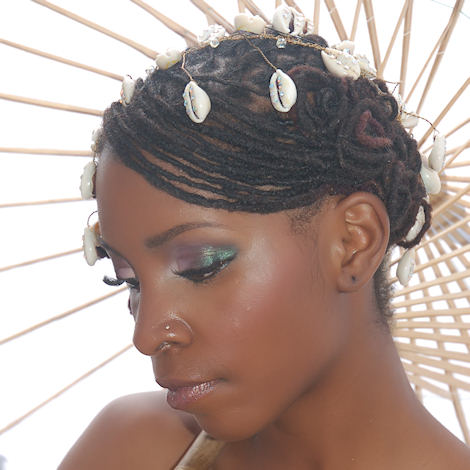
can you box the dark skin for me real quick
[59,148,470,469]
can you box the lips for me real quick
[157,377,220,410]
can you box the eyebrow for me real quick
[144,222,224,249]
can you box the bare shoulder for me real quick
[58,390,200,470]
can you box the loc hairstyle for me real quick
[98,31,431,326]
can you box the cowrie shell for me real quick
[80,161,96,200]
[321,48,361,80]
[400,111,419,129]
[269,69,297,112]
[303,19,314,35]
[291,9,306,36]
[420,164,441,195]
[234,13,266,34]
[198,24,226,46]
[272,5,292,34]
[90,127,102,153]
[405,206,425,242]
[183,81,211,123]
[156,49,182,70]
[355,53,376,78]
[120,75,136,105]
[332,40,356,55]
[83,225,99,266]
[428,133,446,172]
[397,248,416,286]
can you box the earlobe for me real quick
[333,193,390,292]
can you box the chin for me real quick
[193,409,269,443]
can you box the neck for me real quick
[250,287,443,468]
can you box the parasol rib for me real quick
[238,1,269,23]
[129,0,198,47]
[0,198,82,209]
[389,244,470,280]
[323,0,347,40]
[416,0,465,113]
[407,374,451,399]
[0,288,127,347]
[31,0,157,58]
[349,0,362,42]
[399,0,413,97]
[0,248,82,273]
[377,0,409,78]
[396,308,470,320]
[362,0,381,70]
[0,344,133,436]
[189,0,235,32]
[313,0,320,34]
[0,148,92,157]
[0,38,123,81]
[0,92,103,116]
[397,342,470,362]
[394,291,470,308]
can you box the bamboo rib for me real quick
[0,93,103,116]
[405,21,449,103]
[284,0,304,14]
[0,248,82,273]
[190,0,234,33]
[407,374,451,399]
[362,0,380,70]
[404,362,470,393]
[238,0,245,13]
[394,291,469,308]
[349,0,362,42]
[0,38,123,81]
[399,350,470,374]
[395,330,470,346]
[0,198,82,209]
[323,0,347,40]
[313,0,320,34]
[432,183,470,218]
[449,160,470,169]
[0,148,92,157]
[395,307,470,320]
[397,268,470,296]
[31,0,157,58]
[130,0,198,47]
[399,0,413,97]
[416,0,464,113]
[397,342,470,363]
[174,431,225,470]
[389,244,470,281]
[0,288,126,346]
[377,0,408,78]
[396,320,470,332]
[0,344,133,436]
[422,239,470,441]
[239,0,270,23]
[443,138,470,170]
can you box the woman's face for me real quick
[96,149,351,441]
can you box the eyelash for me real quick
[174,255,236,284]
[102,253,236,289]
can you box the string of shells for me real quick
[82,4,447,287]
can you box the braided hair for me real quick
[97,32,431,326]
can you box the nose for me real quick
[132,291,193,356]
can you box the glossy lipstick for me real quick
[166,380,219,410]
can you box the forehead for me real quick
[95,148,299,249]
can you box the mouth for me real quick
[157,378,221,410]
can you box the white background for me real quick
[0,1,469,469]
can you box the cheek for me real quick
[194,241,344,438]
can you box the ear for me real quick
[326,192,390,292]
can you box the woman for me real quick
[60,23,470,469]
